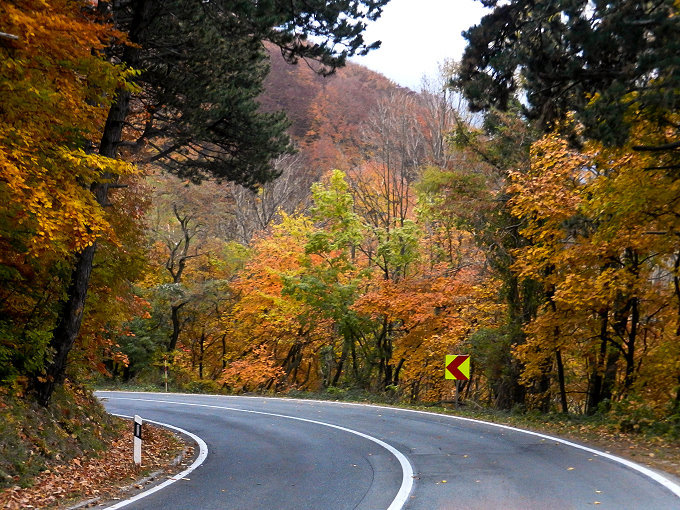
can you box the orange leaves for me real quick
[220,345,285,392]
[353,262,498,400]
[0,419,183,509]
[510,134,586,243]
[35,151,134,255]
[218,213,329,388]
[216,157,502,398]
[510,120,680,411]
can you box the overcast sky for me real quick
[351,0,487,90]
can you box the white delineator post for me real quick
[133,415,143,466]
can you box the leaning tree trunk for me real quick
[36,101,127,405]
[35,0,154,406]
[168,301,187,354]
[35,238,98,405]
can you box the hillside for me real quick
[261,43,407,174]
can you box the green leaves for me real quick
[255,0,391,74]
[109,0,390,189]
[374,220,421,274]
[286,171,364,318]
[457,0,680,149]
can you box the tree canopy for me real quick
[456,0,680,149]
[107,0,391,187]
[0,0,137,386]
[1,0,392,405]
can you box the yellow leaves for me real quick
[1,0,140,262]
[510,134,586,232]
[511,118,680,410]
[57,147,137,180]
[1,138,138,259]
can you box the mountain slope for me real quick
[261,44,407,174]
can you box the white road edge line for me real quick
[348,401,680,500]
[101,413,209,510]
[98,391,680,502]
[277,396,680,500]
[101,397,414,510]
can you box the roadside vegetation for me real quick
[2,0,680,497]
[0,383,118,489]
[0,382,184,510]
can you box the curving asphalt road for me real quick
[97,392,680,510]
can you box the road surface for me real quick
[97,391,680,509]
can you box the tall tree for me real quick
[0,0,136,389]
[456,0,680,150]
[37,0,390,404]
[282,171,368,387]
[456,0,680,413]
[422,105,544,409]
[512,123,680,415]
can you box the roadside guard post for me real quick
[445,355,470,408]
[133,415,143,466]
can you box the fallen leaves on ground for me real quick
[0,420,187,509]
[532,422,680,478]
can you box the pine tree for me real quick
[456,0,680,150]
[36,0,389,405]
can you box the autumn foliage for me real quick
[0,0,140,387]
[4,0,680,444]
[511,119,680,415]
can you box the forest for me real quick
[2,0,680,434]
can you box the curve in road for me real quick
[98,392,680,510]
[104,399,413,510]
[104,414,209,510]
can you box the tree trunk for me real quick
[351,340,359,383]
[393,357,405,386]
[619,249,640,394]
[555,347,568,413]
[601,348,619,405]
[221,333,227,370]
[36,241,97,405]
[586,310,608,414]
[332,339,349,386]
[300,362,311,388]
[168,301,187,353]
[538,370,551,413]
[36,83,128,405]
[673,254,680,411]
[383,327,394,389]
[198,331,205,380]
[35,0,155,405]
[282,342,303,384]
[623,297,638,392]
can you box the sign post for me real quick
[164,358,168,392]
[445,355,470,408]
[133,415,143,466]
